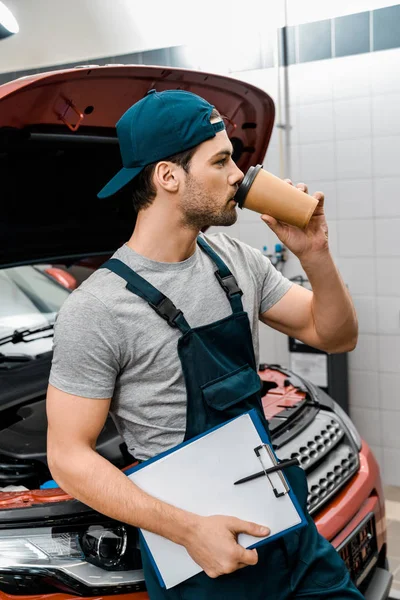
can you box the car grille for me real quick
[275,410,359,514]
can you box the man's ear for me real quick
[153,161,183,193]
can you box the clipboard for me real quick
[125,409,307,589]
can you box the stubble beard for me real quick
[180,175,238,230]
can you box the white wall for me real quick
[2,0,186,72]
[222,46,400,486]
[2,0,282,73]
[286,0,399,24]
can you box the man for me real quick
[46,89,361,599]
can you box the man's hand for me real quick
[184,515,270,578]
[261,181,328,263]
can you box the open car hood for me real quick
[0,65,275,268]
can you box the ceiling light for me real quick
[0,1,19,39]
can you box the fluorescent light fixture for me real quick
[0,1,19,39]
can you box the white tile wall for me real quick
[350,406,381,447]
[383,447,400,487]
[299,142,336,181]
[372,93,400,137]
[233,47,400,484]
[287,144,302,182]
[337,219,374,257]
[264,144,283,178]
[336,258,376,295]
[377,297,400,334]
[336,179,373,220]
[376,218,400,256]
[374,177,400,217]
[381,410,400,449]
[369,48,400,96]
[352,295,377,334]
[349,369,379,409]
[296,102,334,145]
[378,335,400,373]
[373,136,400,177]
[289,60,334,106]
[280,253,307,281]
[376,258,400,295]
[369,445,383,471]
[286,0,398,25]
[288,106,299,147]
[334,97,372,140]
[331,53,372,100]
[379,372,400,411]
[336,138,372,180]
[349,334,378,371]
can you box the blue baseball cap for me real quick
[97,89,225,199]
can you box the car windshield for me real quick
[0,265,71,356]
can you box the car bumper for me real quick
[363,567,393,600]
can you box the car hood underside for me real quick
[0,65,274,268]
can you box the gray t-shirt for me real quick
[49,233,292,460]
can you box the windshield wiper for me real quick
[0,324,55,347]
[0,352,33,363]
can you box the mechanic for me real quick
[46,89,362,599]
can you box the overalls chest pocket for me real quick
[201,364,263,427]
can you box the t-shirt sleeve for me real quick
[49,289,121,398]
[258,255,293,314]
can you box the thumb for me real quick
[238,546,259,566]
[261,214,282,234]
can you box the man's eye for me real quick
[216,159,226,166]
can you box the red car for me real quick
[0,65,392,600]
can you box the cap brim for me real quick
[97,165,142,199]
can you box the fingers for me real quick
[285,179,311,195]
[285,180,326,211]
[296,182,308,194]
[231,518,270,538]
[284,179,308,195]
[313,191,325,210]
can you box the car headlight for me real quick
[332,400,362,451]
[0,522,145,595]
[0,523,130,568]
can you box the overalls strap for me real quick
[100,259,191,333]
[197,237,244,313]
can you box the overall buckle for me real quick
[215,272,243,297]
[150,297,183,327]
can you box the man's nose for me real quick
[229,163,244,186]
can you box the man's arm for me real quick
[46,384,269,578]
[260,257,357,353]
[259,182,358,354]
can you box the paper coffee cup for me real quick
[235,165,319,229]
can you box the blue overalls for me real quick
[102,237,364,600]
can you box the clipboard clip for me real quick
[254,444,290,498]
[233,445,300,496]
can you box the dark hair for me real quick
[131,107,221,211]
